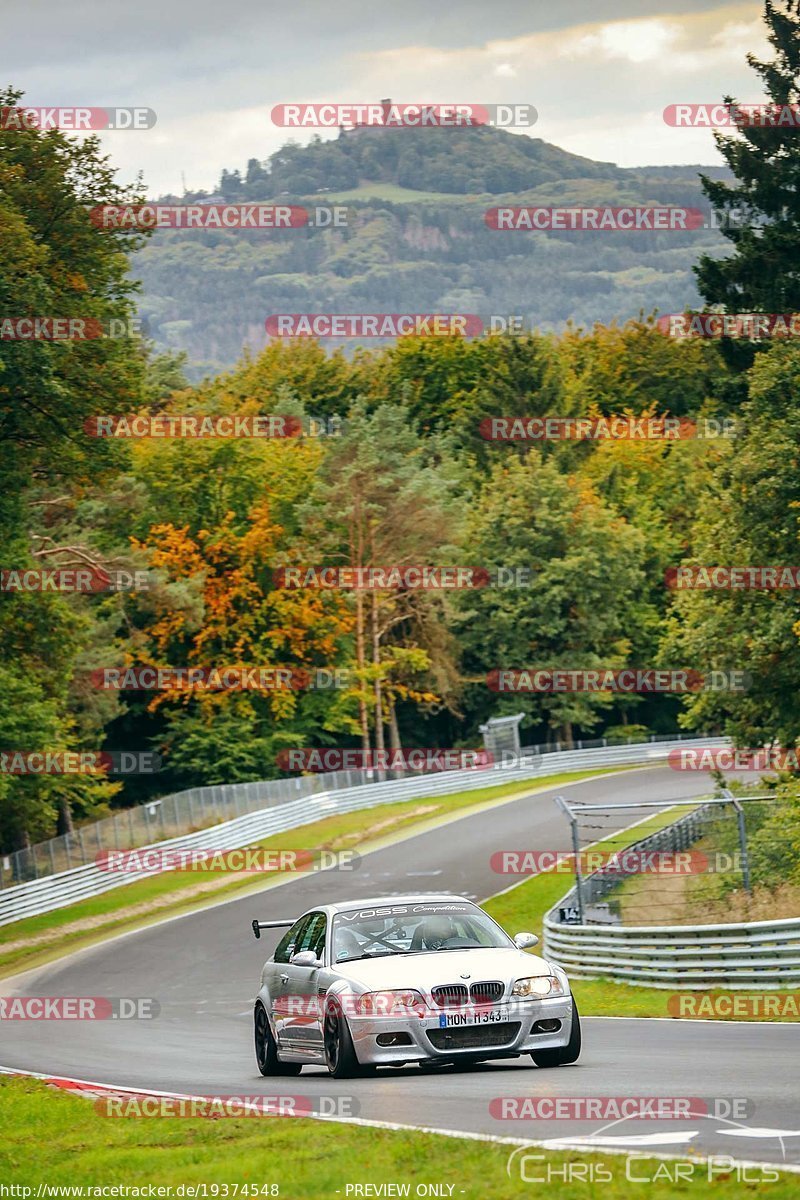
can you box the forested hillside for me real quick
[136,125,733,376]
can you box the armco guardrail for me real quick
[543,798,800,990]
[1,730,713,888]
[0,736,725,927]
[543,915,800,991]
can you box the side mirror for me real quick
[514,931,539,950]
[291,950,321,968]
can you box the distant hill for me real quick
[135,125,734,376]
[215,125,626,199]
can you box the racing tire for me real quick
[323,998,367,1079]
[254,1002,302,1076]
[530,996,582,1067]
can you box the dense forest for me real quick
[2,0,800,855]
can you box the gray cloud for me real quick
[4,1,765,193]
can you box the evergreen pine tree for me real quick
[695,1,800,311]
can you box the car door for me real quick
[268,913,312,1046]
[282,911,328,1055]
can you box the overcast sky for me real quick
[5,0,768,195]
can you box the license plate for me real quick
[439,1008,503,1027]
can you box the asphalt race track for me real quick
[2,767,798,1168]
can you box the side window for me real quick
[294,912,327,961]
[308,913,327,962]
[273,915,310,964]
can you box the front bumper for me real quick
[348,996,574,1065]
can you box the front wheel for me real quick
[531,997,581,1067]
[254,1002,302,1076]
[323,999,364,1079]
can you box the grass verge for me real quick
[483,804,800,1022]
[612,832,800,926]
[309,181,477,203]
[0,1076,793,1196]
[0,767,630,980]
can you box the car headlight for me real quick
[511,975,566,998]
[357,989,426,1018]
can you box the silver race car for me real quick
[251,892,580,1078]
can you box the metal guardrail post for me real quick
[734,799,752,894]
[720,787,752,894]
[554,794,585,923]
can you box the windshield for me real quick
[331,901,512,963]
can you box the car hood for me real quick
[334,947,553,992]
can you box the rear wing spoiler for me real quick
[252,918,294,940]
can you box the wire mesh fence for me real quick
[551,793,778,928]
[0,730,707,889]
[543,793,797,989]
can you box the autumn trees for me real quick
[4,293,755,854]
[0,86,149,850]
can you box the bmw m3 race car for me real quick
[251,892,580,1078]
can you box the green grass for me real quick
[0,1076,794,1196]
[0,767,630,979]
[3,783,796,1190]
[483,804,698,939]
[10,768,785,1021]
[307,181,480,203]
[483,803,800,1021]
